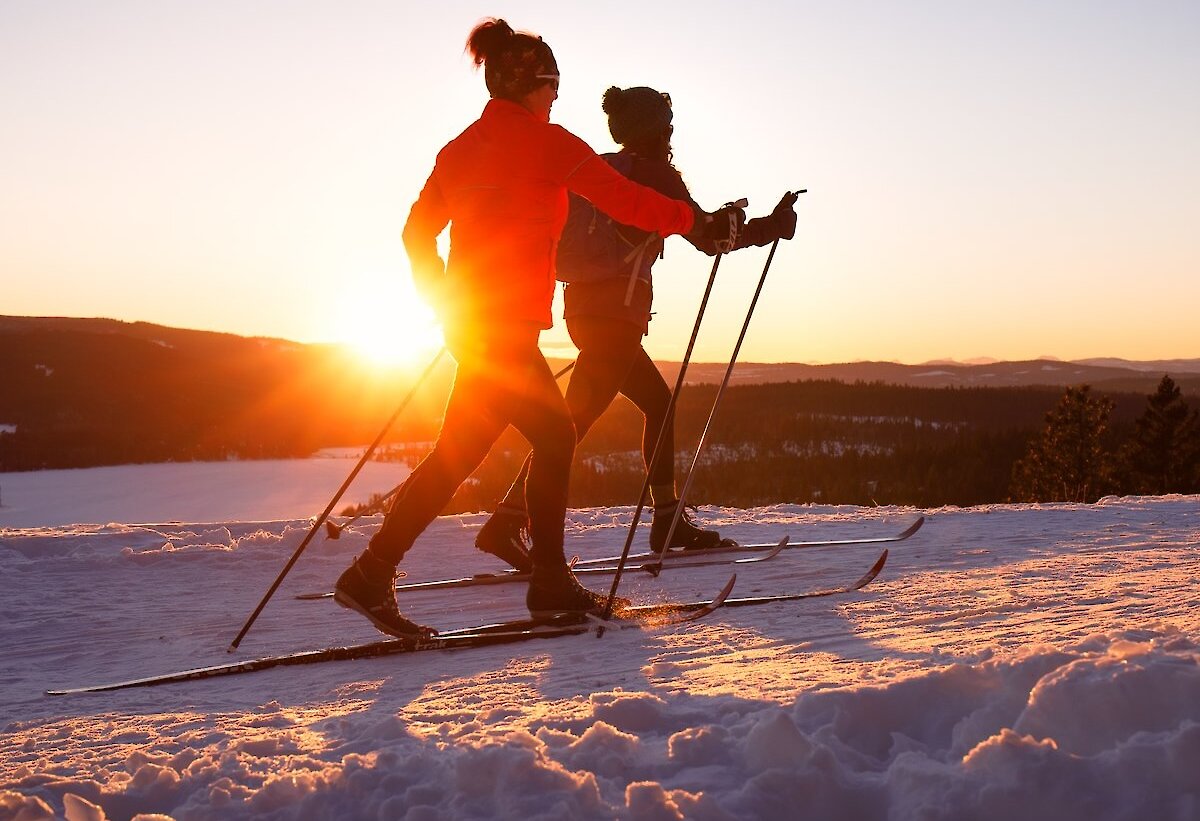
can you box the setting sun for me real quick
[331,271,443,367]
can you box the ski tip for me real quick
[898,517,925,539]
[850,549,889,591]
[718,572,737,601]
[325,521,342,540]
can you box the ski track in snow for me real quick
[1,496,1199,820]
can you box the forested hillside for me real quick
[439,381,1158,511]
[3,317,1196,508]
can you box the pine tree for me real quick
[1011,385,1116,502]
[1120,375,1200,494]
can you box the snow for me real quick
[1,465,1198,819]
[0,459,411,528]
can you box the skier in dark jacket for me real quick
[334,25,746,637]
[476,85,798,569]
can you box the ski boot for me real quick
[650,501,736,553]
[474,506,533,573]
[334,551,433,639]
[526,563,629,619]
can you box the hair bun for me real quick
[466,18,515,66]
[601,86,625,115]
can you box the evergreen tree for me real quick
[1011,385,1116,502]
[1120,375,1200,494]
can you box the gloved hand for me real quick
[771,191,799,240]
[688,200,747,253]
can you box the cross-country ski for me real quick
[48,551,897,695]
[292,518,922,600]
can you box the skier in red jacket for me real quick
[334,19,745,637]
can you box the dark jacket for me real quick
[563,149,781,334]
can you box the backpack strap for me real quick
[621,233,660,307]
[606,151,664,306]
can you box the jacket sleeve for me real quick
[553,130,694,237]
[626,161,738,257]
[401,170,451,306]
[659,168,785,255]
[629,161,786,255]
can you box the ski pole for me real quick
[647,222,793,574]
[229,346,448,651]
[324,358,578,539]
[601,190,804,607]
[600,251,727,618]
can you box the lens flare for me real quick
[332,272,443,367]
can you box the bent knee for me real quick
[533,413,577,460]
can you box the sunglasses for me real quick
[536,73,560,91]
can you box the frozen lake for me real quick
[0,457,411,528]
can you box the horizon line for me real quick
[2,314,1198,368]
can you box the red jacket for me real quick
[402,99,695,330]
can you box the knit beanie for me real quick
[602,86,672,146]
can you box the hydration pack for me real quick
[555,154,663,294]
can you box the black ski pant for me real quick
[367,325,576,569]
[498,315,673,509]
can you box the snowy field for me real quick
[1,480,1198,819]
[0,457,412,528]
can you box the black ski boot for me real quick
[334,550,433,639]
[526,563,629,619]
[474,507,533,573]
[650,501,735,553]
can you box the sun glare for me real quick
[333,272,443,367]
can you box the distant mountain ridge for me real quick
[665,358,1200,393]
[4,315,1198,395]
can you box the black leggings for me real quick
[499,315,673,509]
[369,327,576,568]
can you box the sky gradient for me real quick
[2,1,1197,364]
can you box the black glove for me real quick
[688,199,747,253]
[771,191,799,241]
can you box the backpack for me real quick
[555,154,663,298]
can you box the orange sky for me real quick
[2,2,1197,365]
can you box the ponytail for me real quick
[466,18,515,67]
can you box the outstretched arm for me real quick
[564,152,695,237]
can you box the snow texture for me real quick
[1,464,1198,820]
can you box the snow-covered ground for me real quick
[1,478,1198,819]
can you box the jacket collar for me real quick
[483,97,538,121]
